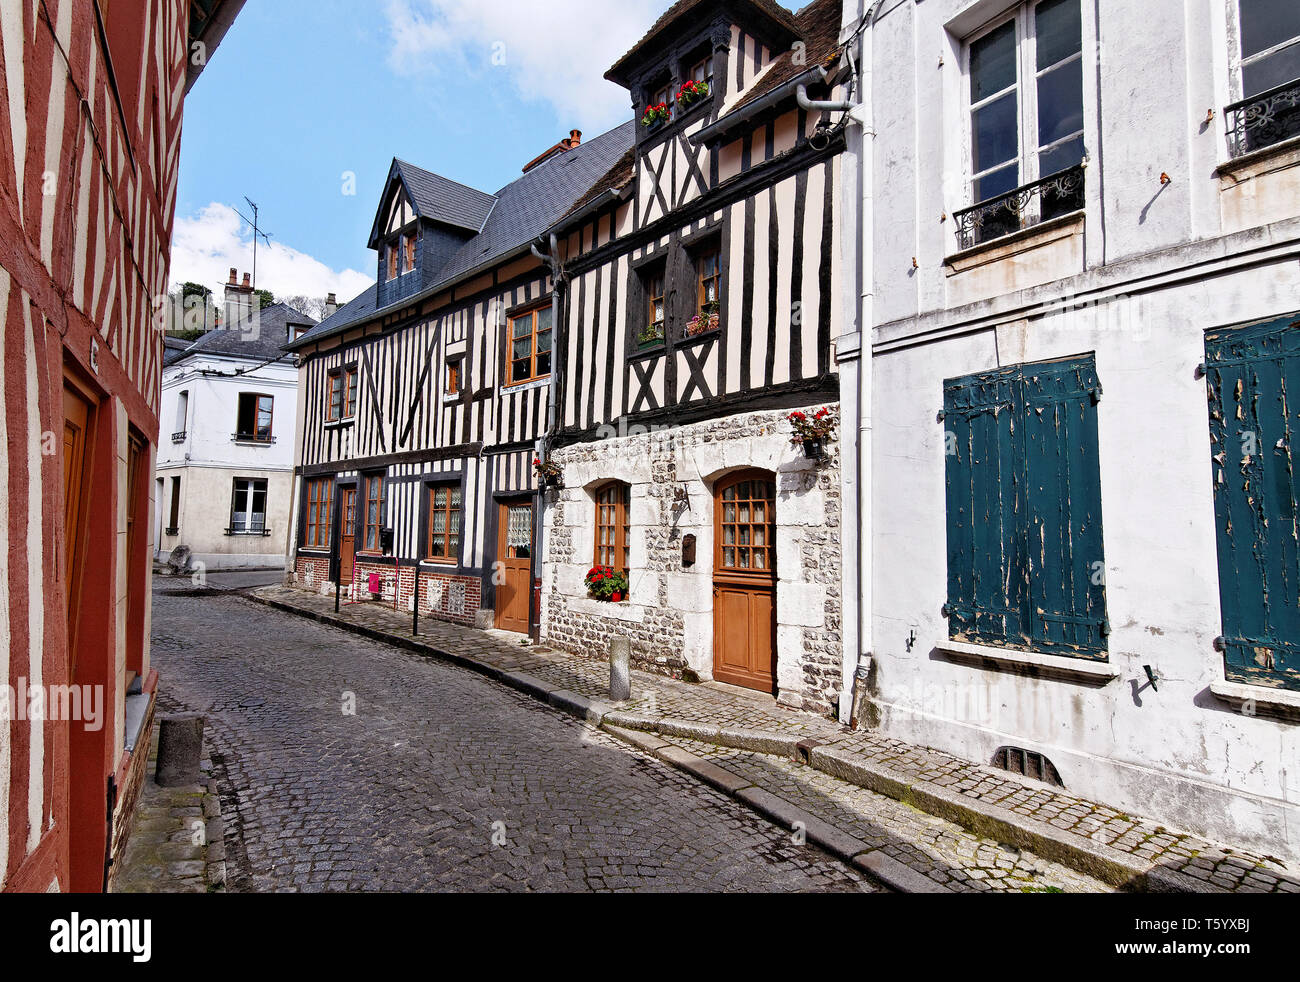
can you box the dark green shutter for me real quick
[944,355,1107,658]
[1205,313,1300,691]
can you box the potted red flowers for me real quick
[677,79,710,108]
[640,102,671,127]
[788,407,838,459]
[585,565,630,602]
[533,456,563,488]
[685,300,720,337]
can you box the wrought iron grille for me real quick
[1225,77,1300,159]
[953,164,1085,251]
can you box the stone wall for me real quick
[542,404,843,716]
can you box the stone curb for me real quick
[603,725,950,893]
[240,590,1215,894]
[600,714,1218,893]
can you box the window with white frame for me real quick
[959,0,1085,246]
[229,478,268,535]
[1226,0,1300,156]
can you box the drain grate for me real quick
[991,746,1064,788]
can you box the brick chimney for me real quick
[223,268,254,329]
[522,129,584,173]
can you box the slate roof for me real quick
[392,160,498,234]
[293,120,637,349]
[167,302,317,366]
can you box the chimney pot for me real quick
[327,292,337,303]
[229,268,237,284]
[570,129,582,146]
[242,273,251,288]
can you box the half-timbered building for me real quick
[285,126,636,633]
[538,0,854,713]
[0,0,243,892]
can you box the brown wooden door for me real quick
[339,486,357,582]
[496,500,533,633]
[62,382,92,670]
[713,471,777,692]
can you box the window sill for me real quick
[503,376,551,394]
[324,418,355,430]
[567,595,644,622]
[1209,679,1300,724]
[232,437,277,446]
[933,639,1117,686]
[944,211,1085,274]
[1216,133,1300,183]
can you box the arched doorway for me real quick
[712,469,777,693]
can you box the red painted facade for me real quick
[0,0,240,893]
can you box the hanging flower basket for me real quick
[685,301,720,338]
[640,102,671,127]
[677,79,710,109]
[788,407,837,459]
[585,566,629,602]
[533,456,563,488]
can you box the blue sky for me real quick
[172,0,682,308]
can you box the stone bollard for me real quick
[155,713,205,787]
[609,637,631,702]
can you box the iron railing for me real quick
[1225,77,1300,159]
[225,526,271,537]
[953,164,1085,251]
[232,432,276,444]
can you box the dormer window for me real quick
[403,232,417,273]
[386,244,398,281]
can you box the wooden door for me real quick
[496,500,533,633]
[339,486,357,582]
[713,471,777,692]
[62,383,92,668]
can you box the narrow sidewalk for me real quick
[247,582,1299,894]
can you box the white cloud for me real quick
[383,0,664,130]
[169,202,374,305]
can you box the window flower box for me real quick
[637,321,666,348]
[533,456,563,488]
[585,566,629,602]
[676,79,709,109]
[640,103,671,128]
[685,301,720,338]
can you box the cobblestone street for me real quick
[149,582,874,892]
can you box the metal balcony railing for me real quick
[232,432,276,444]
[953,163,1086,251]
[1225,77,1300,159]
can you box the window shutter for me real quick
[1021,358,1108,654]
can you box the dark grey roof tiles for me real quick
[291,120,636,348]
[167,302,317,365]
[394,160,498,233]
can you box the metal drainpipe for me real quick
[529,233,566,642]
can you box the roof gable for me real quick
[367,159,498,248]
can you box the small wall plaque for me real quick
[682,534,697,568]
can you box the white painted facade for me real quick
[836,0,1300,859]
[157,341,299,570]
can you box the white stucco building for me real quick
[835,0,1300,859]
[157,285,315,570]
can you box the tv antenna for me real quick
[234,196,274,291]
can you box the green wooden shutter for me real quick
[944,355,1108,658]
[1205,313,1300,691]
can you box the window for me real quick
[716,474,776,574]
[327,367,357,421]
[362,473,386,552]
[304,479,334,549]
[236,393,273,442]
[689,53,714,86]
[446,358,461,396]
[943,355,1107,658]
[1205,313,1300,691]
[426,484,462,563]
[404,232,417,273]
[962,0,1084,243]
[508,306,552,385]
[167,475,180,534]
[594,482,630,570]
[639,266,667,347]
[387,244,398,281]
[1227,0,1300,155]
[229,478,268,535]
[174,390,188,441]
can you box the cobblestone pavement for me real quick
[652,734,1109,892]
[248,584,1300,893]
[150,585,874,892]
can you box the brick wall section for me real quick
[542,404,844,716]
[106,692,156,892]
[291,556,482,627]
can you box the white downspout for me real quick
[837,0,884,724]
